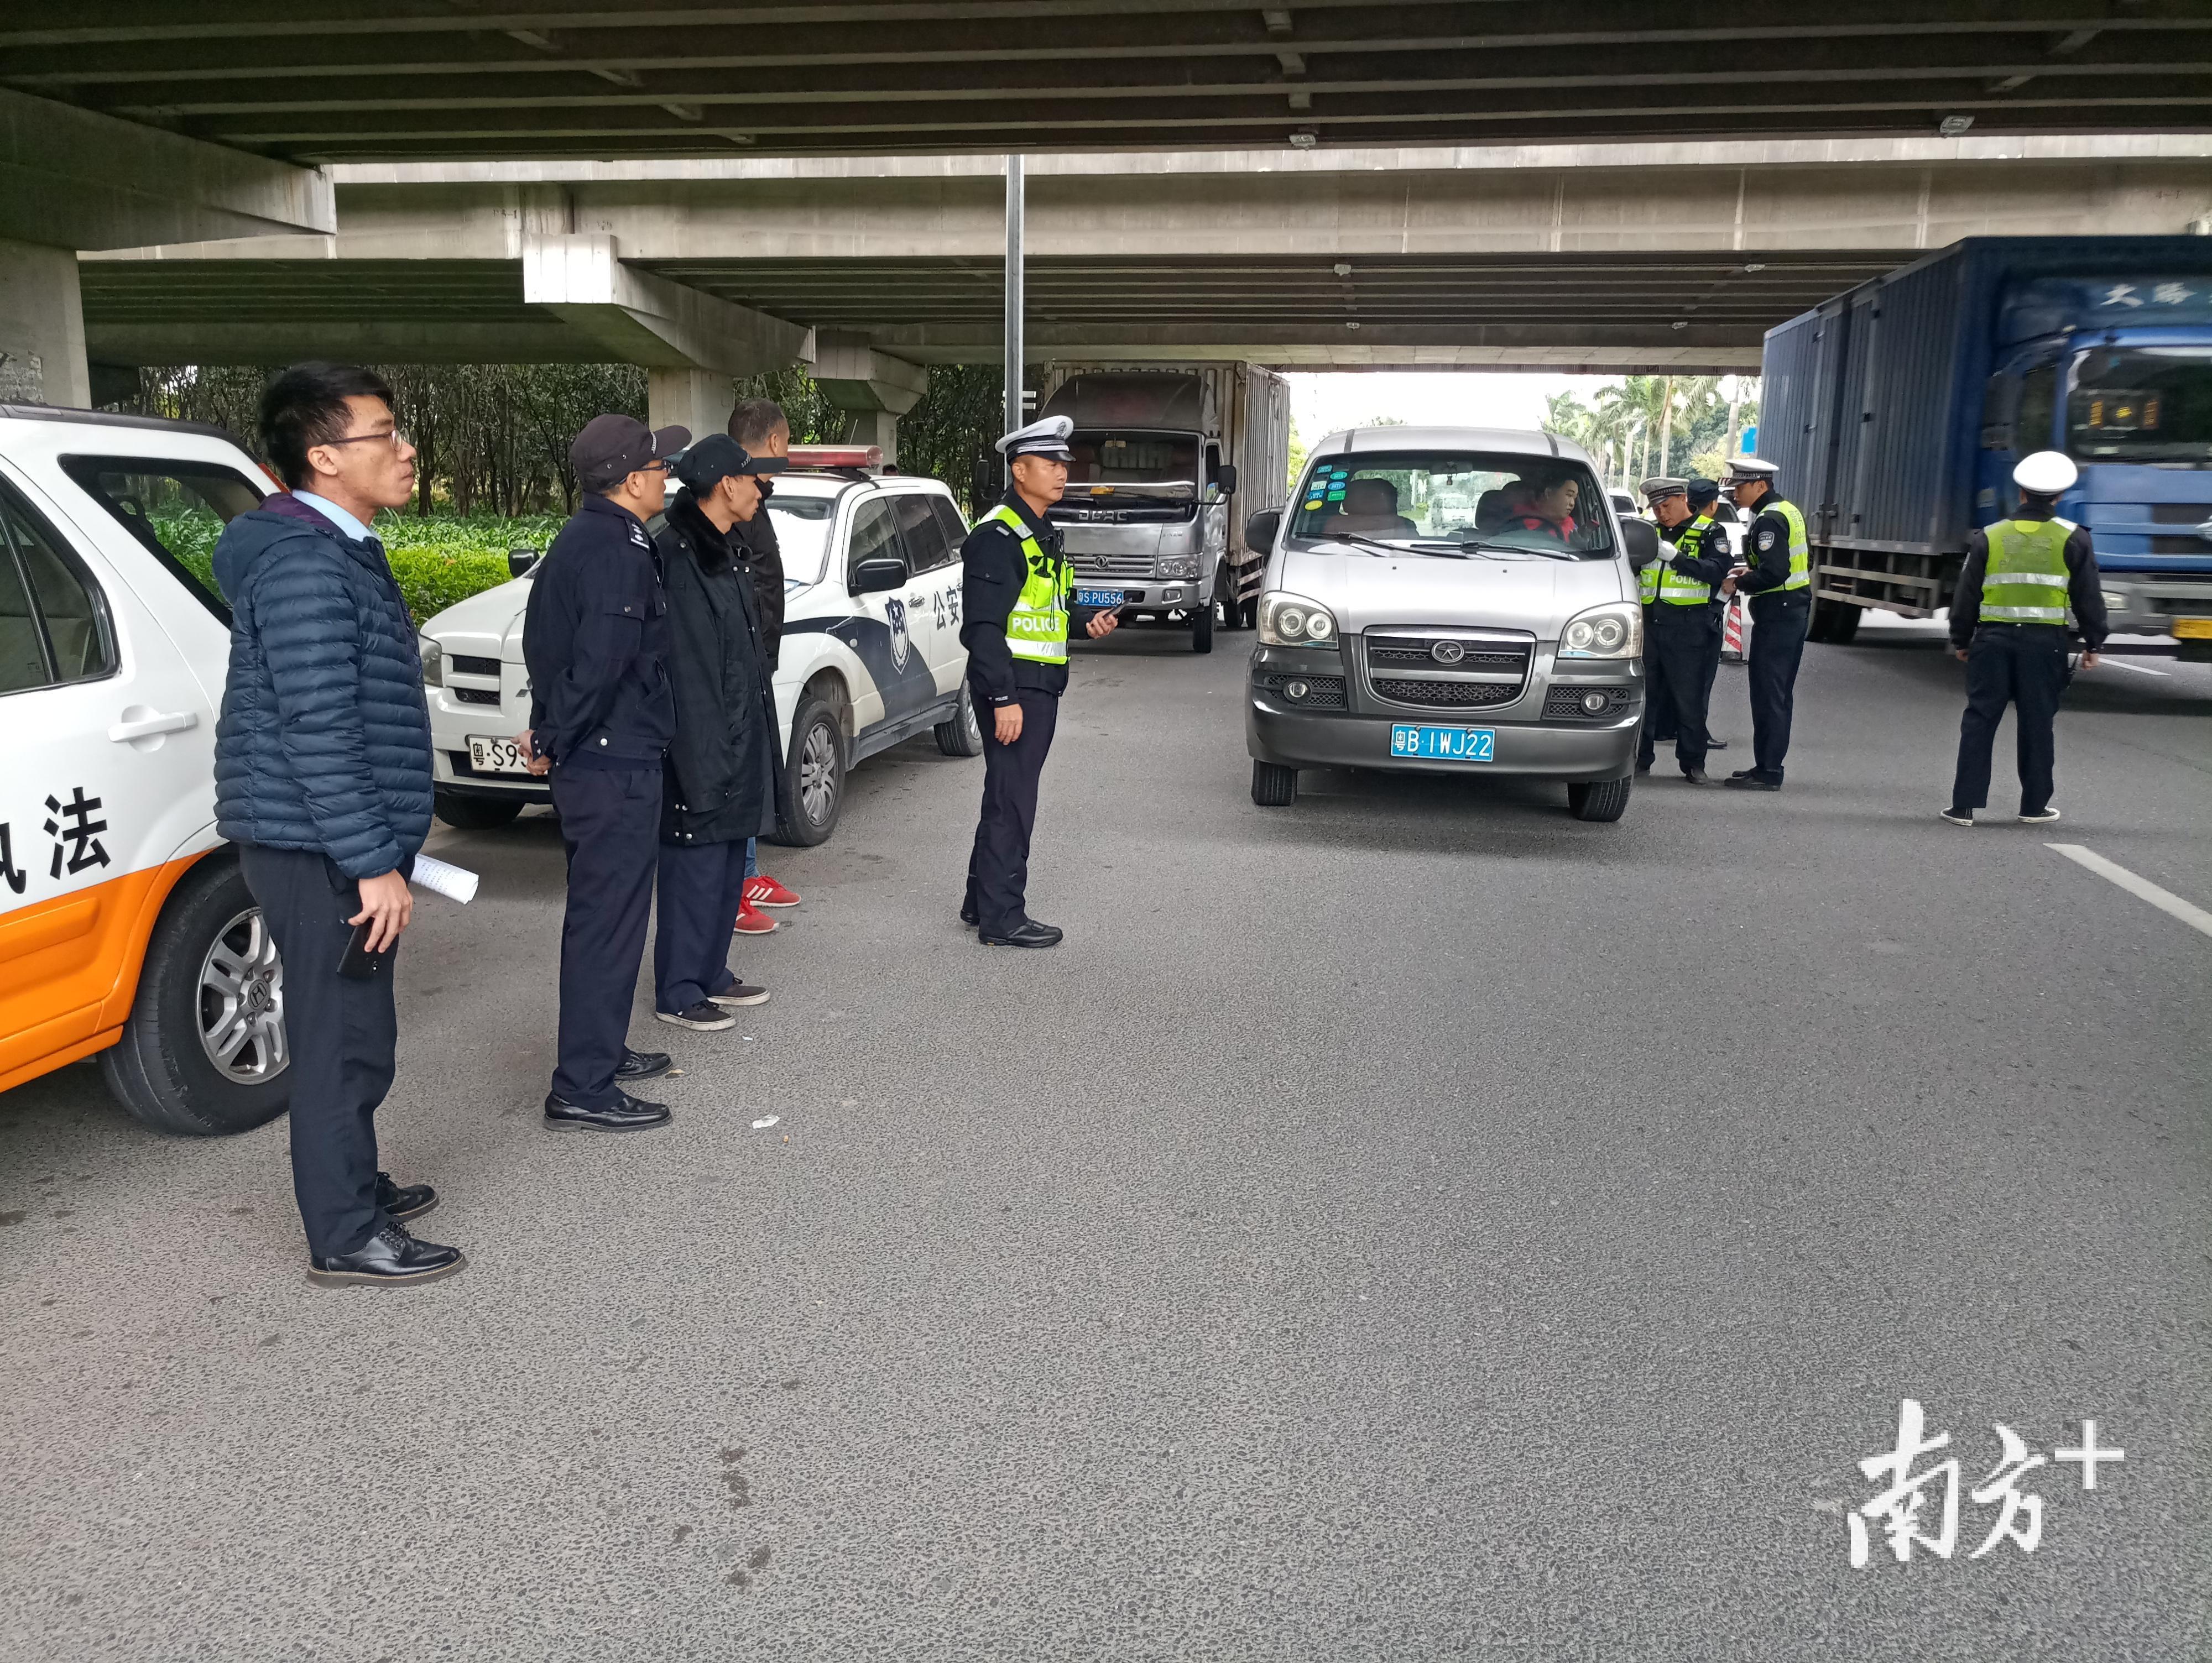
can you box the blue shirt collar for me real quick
[291,491,377,546]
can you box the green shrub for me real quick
[152,507,561,624]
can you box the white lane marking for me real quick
[2097,657,2169,677]
[2046,844,2212,940]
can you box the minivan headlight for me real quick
[1258,590,1339,647]
[1557,603,1641,660]
[419,636,445,687]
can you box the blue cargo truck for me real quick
[1758,236,2212,657]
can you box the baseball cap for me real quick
[571,414,689,492]
[672,433,789,492]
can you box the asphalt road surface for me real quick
[4,620,2207,1662]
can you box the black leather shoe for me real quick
[959,902,978,927]
[373,1171,436,1223]
[1709,738,1729,750]
[1682,766,1711,785]
[544,1090,672,1133]
[1723,772,1781,792]
[309,1221,464,1287]
[980,919,1064,949]
[618,1048,672,1082]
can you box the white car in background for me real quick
[420,457,983,844]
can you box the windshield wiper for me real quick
[1322,531,1467,559]
[1455,539,1584,562]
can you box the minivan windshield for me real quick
[2067,347,2212,462]
[1288,451,1615,558]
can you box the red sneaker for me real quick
[744,874,800,908]
[732,901,780,935]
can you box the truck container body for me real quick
[1757,236,2212,652]
[1031,363,1291,653]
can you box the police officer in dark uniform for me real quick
[1722,456,1811,792]
[1634,477,1733,782]
[1942,450,2106,827]
[521,414,686,1131]
[957,415,1119,948]
[1684,478,1731,751]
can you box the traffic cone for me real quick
[1722,595,1746,662]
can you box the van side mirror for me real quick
[1618,519,1658,566]
[1244,508,1282,551]
[851,556,906,595]
[1215,463,1238,497]
[508,547,540,578]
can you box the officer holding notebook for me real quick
[957,415,1120,948]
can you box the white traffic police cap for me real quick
[1725,455,1778,483]
[2013,450,2078,495]
[1639,475,1688,502]
[995,415,1074,461]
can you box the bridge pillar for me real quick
[0,240,91,407]
[812,331,927,465]
[648,368,735,443]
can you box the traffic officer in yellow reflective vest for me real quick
[1942,451,2106,827]
[1722,456,1811,792]
[1634,477,1733,782]
[958,416,1120,947]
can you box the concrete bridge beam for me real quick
[810,331,927,462]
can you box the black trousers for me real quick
[238,843,400,1260]
[1746,590,1811,781]
[966,684,1060,934]
[550,765,661,1107]
[1701,604,1726,708]
[655,838,749,1013]
[1638,607,1715,770]
[1950,624,2069,815]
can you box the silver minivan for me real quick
[1243,426,1659,822]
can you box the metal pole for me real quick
[1004,153,1025,436]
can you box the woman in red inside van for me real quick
[1514,469,1580,542]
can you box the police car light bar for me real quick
[787,444,884,471]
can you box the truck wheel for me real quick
[1192,594,1214,654]
[1567,777,1632,823]
[434,790,524,830]
[1214,563,1245,632]
[1808,597,1863,645]
[771,689,846,846]
[1251,760,1298,806]
[934,680,984,757]
[98,856,291,1137]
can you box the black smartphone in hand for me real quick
[337,921,390,981]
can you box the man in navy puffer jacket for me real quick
[212,363,463,1287]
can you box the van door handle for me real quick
[108,709,199,742]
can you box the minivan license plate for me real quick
[1076,587,1125,609]
[1392,724,1495,762]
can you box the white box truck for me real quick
[1034,364,1291,653]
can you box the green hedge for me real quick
[156,509,560,625]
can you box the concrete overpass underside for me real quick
[8,2,2212,159]
[78,138,2212,379]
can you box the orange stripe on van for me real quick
[0,853,208,1091]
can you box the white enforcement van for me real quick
[0,405,294,1134]
[421,456,982,844]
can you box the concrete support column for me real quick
[813,331,927,467]
[647,367,734,442]
[0,239,90,407]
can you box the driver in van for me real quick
[1512,470,1581,542]
[1322,477,1417,537]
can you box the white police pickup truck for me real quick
[421,458,982,844]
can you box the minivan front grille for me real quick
[1372,678,1520,709]
[1368,644,1527,671]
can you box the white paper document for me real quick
[409,853,479,904]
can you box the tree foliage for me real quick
[1545,376,1760,487]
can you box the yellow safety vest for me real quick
[982,503,1072,664]
[1980,518,2073,625]
[1752,495,1811,592]
[1655,516,1717,605]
